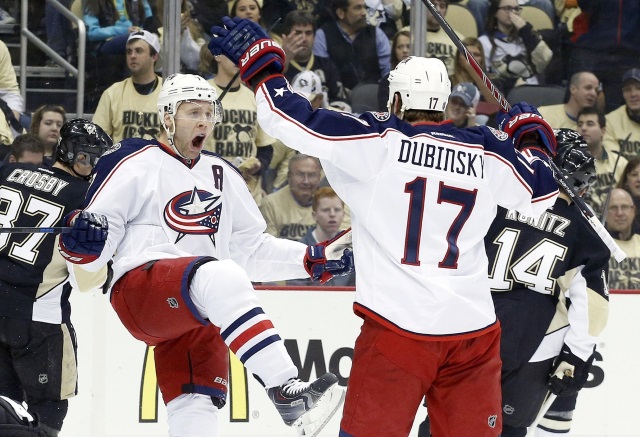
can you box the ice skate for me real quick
[267,373,345,436]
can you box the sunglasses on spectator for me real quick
[498,6,522,12]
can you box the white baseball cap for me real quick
[291,70,324,100]
[127,30,161,53]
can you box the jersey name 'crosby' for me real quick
[5,167,69,195]
[397,139,484,178]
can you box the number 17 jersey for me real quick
[256,76,559,340]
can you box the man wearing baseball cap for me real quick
[92,30,164,144]
[603,67,640,159]
[446,82,483,128]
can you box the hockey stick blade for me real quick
[420,0,625,262]
[0,226,72,234]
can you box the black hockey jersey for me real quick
[0,163,89,323]
[485,197,610,364]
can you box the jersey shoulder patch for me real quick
[487,126,509,142]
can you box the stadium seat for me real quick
[350,83,380,113]
[446,4,477,38]
[506,84,566,108]
[521,6,554,31]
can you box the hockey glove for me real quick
[497,101,557,156]
[59,210,109,264]
[209,17,285,84]
[305,228,355,284]
[548,344,595,397]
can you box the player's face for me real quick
[234,0,261,23]
[126,40,156,76]
[394,35,411,64]
[571,73,600,109]
[290,24,314,61]
[38,111,64,148]
[340,0,367,32]
[606,190,635,233]
[288,158,321,205]
[312,196,344,236]
[171,100,216,160]
[622,80,640,113]
[624,163,640,198]
[577,114,604,148]
[72,151,96,177]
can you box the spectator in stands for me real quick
[479,0,553,97]
[538,71,600,129]
[187,0,228,39]
[44,0,75,67]
[0,40,26,139]
[568,1,640,112]
[364,0,402,40]
[287,186,355,286]
[260,154,322,241]
[231,0,266,29]
[449,36,499,105]
[4,133,46,166]
[0,4,15,24]
[605,188,640,290]
[29,104,66,160]
[280,11,347,103]
[92,30,163,143]
[445,82,483,127]
[313,0,391,95]
[204,53,274,206]
[0,109,13,149]
[615,157,640,235]
[466,0,555,37]
[578,107,627,219]
[377,28,410,111]
[603,68,640,160]
[156,0,206,73]
[83,0,154,57]
[403,0,463,77]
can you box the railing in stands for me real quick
[18,0,85,117]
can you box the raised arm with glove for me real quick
[58,210,109,264]
[304,229,355,284]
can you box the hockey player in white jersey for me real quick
[209,17,560,437]
[56,73,352,437]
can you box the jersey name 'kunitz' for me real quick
[504,209,571,236]
[397,139,484,178]
[6,168,69,195]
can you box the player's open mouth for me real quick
[192,134,205,149]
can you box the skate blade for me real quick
[293,385,346,437]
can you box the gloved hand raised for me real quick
[58,210,108,264]
[305,229,355,284]
[209,17,285,84]
[497,101,557,156]
[548,344,595,397]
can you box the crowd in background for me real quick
[0,0,639,288]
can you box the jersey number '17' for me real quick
[401,177,477,269]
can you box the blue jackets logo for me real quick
[163,187,222,243]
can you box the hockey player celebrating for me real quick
[0,119,112,436]
[209,17,560,437]
[485,128,609,437]
[57,74,352,437]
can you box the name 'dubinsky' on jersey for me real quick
[396,139,484,178]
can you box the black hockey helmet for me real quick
[552,128,596,192]
[56,118,112,168]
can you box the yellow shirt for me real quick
[584,148,627,217]
[259,186,315,241]
[92,76,164,143]
[538,104,577,130]
[604,105,640,159]
[608,234,640,290]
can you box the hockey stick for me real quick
[420,0,626,262]
[526,393,557,437]
[0,227,72,234]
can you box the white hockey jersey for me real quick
[255,75,559,339]
[79,138,309,291]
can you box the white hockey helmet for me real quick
[387,56,451,114]
[157,73,222,127]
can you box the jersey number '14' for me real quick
[402,177,477,268]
